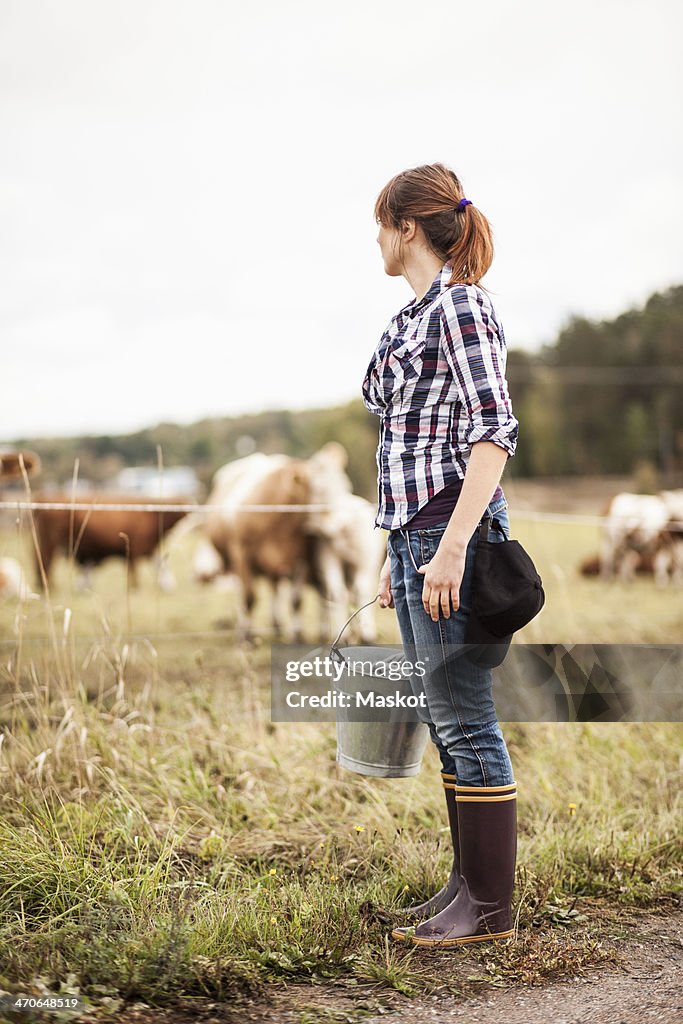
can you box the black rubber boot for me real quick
[401,772,461,920]
[392,781,517,946]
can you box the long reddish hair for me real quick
[374,162,494,288]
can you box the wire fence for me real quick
[1,498,683,528]
[0,500,332,513]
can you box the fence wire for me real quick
[1,498,683,528]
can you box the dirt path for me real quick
[78,906,681,1024]
[360,909,683,1024]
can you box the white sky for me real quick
[2,0,682,439]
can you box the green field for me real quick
[0,514,681,1016]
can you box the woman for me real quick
[361,163,519,947]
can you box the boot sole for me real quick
[391,927,514,946]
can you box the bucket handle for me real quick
[330,593,381,652]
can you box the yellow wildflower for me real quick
[568,803,577,816]
[354,825,366,833]
[269,867,277,876]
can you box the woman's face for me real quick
[376,219,404,277]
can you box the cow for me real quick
[175,444,383,642]
[599,493,670,583]
[0,449,42,484]
[594,489,683,586]
[203,453,314,638]
[30,493,189,590]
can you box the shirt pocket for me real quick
[384,325,427,382]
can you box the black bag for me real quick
[463,511,545,668]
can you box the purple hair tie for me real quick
[457,198,472,209]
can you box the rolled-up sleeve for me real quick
[439,287,519,458]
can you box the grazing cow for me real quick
[205,454,314,637]
[0,557,38,600]
[599,493,670,582]
[30,493,189,589]
[176,444,382,642]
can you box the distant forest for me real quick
[8,283,683,501]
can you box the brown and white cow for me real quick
[30,493,189,590]
[202,453,315,637]
[178,444,383,642]
[598,489,683,586]
[599,493,670,583]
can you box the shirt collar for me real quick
[402,260,453,319]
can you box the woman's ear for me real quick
[400,216,417,242]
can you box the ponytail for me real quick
[444,202,494,287]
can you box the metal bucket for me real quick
[329,602,430,778]
[336,715,430,778]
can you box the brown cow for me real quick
[202,456,315,637]
[30,493,188,589]
[0,449,42,483]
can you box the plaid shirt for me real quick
[362,260,518,531]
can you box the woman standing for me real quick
[361,163,519,947]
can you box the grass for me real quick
[0,507,681,1015]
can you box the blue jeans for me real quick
[387,493,515,787]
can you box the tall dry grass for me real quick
[0,491,680,1009]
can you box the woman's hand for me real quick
[417,543,467,622]
[378,554,394,608]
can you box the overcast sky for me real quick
[2,0,681,440]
